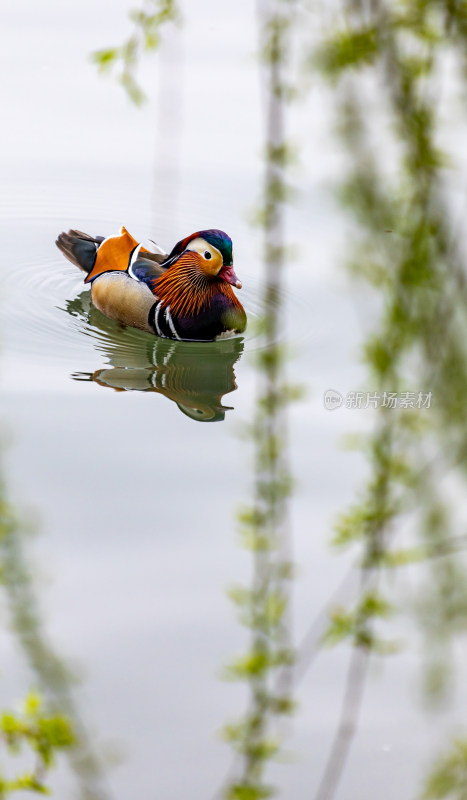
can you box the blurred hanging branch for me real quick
[422,737,467,800]
[0,692,73,797]
[91,0,181,104]
[309,0,467,798]
[0,469,110,799]
[219,2,300,799]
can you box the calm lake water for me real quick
[2,1,466,798]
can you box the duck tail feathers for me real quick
[56,230,104,274]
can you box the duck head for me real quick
[163,229,242,289]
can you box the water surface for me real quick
[2,1,466,798]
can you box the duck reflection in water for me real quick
[64,291,244,422]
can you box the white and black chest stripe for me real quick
[128,248,181,340]
[148,301,182,341]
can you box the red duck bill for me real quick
[219,265,242,289]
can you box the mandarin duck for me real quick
[56,226,246,341]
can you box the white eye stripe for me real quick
[185,237,222,261]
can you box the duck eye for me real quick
[204,251,212,260]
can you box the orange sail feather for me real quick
[84,226,140,284]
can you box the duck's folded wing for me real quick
[129,251,168,287]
